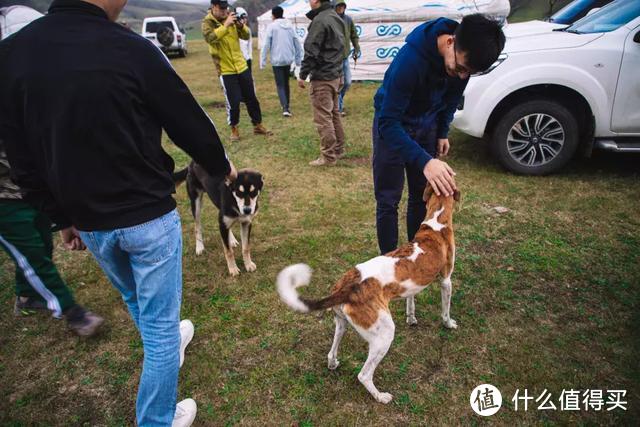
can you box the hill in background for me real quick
[2,0,573,38]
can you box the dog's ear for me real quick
[423,183,434,202]
[453,189,460,202]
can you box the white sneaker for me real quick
[179,319,194,368]
[282,110,292,117]
[172,398,197,427]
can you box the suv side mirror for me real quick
[634,31,640,43]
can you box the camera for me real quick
[232,6,248,23]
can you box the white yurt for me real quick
[258,0,511,80]
[0,5,43,40]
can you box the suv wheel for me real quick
[491,99,579,175]
[157,27,175,48]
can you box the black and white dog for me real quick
[174,162,263,276]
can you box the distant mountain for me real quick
[2,0,572,33]
[1,0,283,32]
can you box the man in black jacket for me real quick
[0,0,234,425]
[298,0,345,166]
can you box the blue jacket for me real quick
[374,18,468,170]
[260,18,303,68]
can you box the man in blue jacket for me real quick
[373,14,505,254]
[260,6,303,117]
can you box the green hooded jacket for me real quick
[300,2,345,81]
[335,0,361,59]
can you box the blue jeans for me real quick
[372,115,437,254]
[273,65,291,111]
[80,209,182,426]
[338,57,352,112]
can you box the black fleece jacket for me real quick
[0,0,230,231]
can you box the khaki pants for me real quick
[310,78,345,162]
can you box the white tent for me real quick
[258,0,511,80]
[0,6,43,40]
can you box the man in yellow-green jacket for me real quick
[202,0,271,141]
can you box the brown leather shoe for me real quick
[230,126,240,142]
[253,123,272,136]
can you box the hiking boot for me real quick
[309,157,336,167]
[64,305,104,337]
[179,319,194,368]
[230,126,240,142]
[14,296,48,316]
[253,123,272,136]
[172,398,197,427]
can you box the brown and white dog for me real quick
[276,184,460,403]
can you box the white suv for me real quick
[453,0,640,174]
[142,16,187,58]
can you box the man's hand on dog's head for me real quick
[423,159,456,197]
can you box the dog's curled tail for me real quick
[173,167,188,187]
[277,264,349,313]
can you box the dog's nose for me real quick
[243,207,252,215]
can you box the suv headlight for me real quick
[473,53,508,76]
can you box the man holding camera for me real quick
[202,0,271,142]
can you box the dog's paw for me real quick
[327,358,340,370]
[444,318,458,329]
[229,233,239,248]
[228,265,241,277]
[406,316,418,326]
[244,261,257,272]
[375,392,393,404]
[195,243,205,256]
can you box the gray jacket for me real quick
[260,18,303,68]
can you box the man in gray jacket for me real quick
[298,0,345,166]
[260,6,303,117]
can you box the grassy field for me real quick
[1,38,639,426]
[508,0,572,23]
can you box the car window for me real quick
[550,0,612,24]
[145,21,174,33]
[566,0,640,33]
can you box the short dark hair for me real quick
[272,6,284,18]
[455,14,506,73]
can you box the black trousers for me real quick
[272,65,291,111]
[372,114,437,254]
[220,68,262,126]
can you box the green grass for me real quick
[1,39,639,425]
[509,0,573,23]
